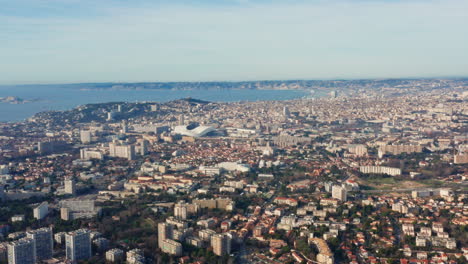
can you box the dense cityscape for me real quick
[0,79,467,264]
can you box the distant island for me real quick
[0,96,37,104]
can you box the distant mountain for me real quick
[4,78,468,91]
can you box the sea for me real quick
[0,86,320,122]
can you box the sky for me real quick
[1,0,468,84]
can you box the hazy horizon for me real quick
[3,76,468,87]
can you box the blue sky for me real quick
[1,0,467,84]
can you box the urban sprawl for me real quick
[0,79,467,264]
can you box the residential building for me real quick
[65,229,92,262]
[332,185,347,202]
[26,227,53,261]
[33,202,48,220]
[7,238,36,264]
[64,179,76,195]
[106,248,124,262]
[211,233,232,256]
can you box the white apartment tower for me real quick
[7,238,36,264]
[26,227,53,261]
[332,185,347,202]
[65,229,92,262]
[158,222,173,245]
[80,130,92,144]
[178,114,185,126]
[211,233,232,256]
[137,139,149,156]
[283,106,290,117]
[174,202,188,220]
[64,179,76,195]
[33,202,49,220]
[109,142,136,160]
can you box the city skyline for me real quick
[1,0,468,84]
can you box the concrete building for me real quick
[193,198,234,211]
[199,229,217,242]
[454,153,468,164]
[211,233,232,256]
[160,239,182,256]
[80,130,92,144]
[347,144,368,157]
[33,202,48,220]
[359,166,401,176]
[178,114,185,126]
[109,142,136,160]
[158,223,173,246]
[309,238,334,264]
[283,106,290,117]
[10,215,25,222]
[64,179,76,195]
[107,111,116,121]
[274,197,298,207]
[137,139,149,156]
[54,232,66,244]
[80,149,103,160]
[61,207,71,221]
[332,185,347,202]
[174,201,189,220]
[378,145,423,158]
[273,135,312,148]
[65,229,92,262]
[126,249,145,264]
[93,237,109,252]
[26,227,53,261]
[7,238,36,264]
[60,200,100,220]
[105,248,124,262]
[198,166,221,176]
[37,141,67,155]
[133,124,169,134]
[185,236,203,247]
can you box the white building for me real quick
[33,202,48,220]
[7,238,36,264]
[211,233,232,256]
[359,166,401,176]
[26,227,53,261]
[109,142,136,160]
[127,249,145,264]
[332,185,347,202]
[65,229,92,262]
[174,202,188,220]
[217,162,250,172]
[80,130,92,144]
[160,239,182,256]
[106,248,124,262]
[199,166,221,176]
[80,149,103,160]
[64,179,76,195]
